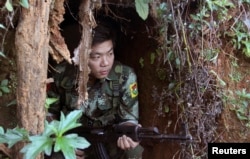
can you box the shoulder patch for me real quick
[129,82,138,98]
[114,65,122,73]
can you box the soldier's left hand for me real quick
[117,134,140,150]
[75,149,85,159]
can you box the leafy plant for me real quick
[0,110,90,159]
[239,0,250,4]
[206,0,235,21]
[0,79,11,96]
[227,20,250,58]
[228,89,250,127]
[189,5,210,32]
[229,59,242,82]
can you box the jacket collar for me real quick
[105,61,121,81]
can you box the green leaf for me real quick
[0,24,6,29]
[168,83,175,90]
[236,112,248,121]
[164,105,170,113]
[0,51,6,58]
[1,79,8,86]
[63,134,90,150]
[5,0,13,12]
[45,97,58,109]
[43,120,58,136]
[0,127,7,143]
[19,0,29,9]
[139,57,144,68]
[175,58,180,67]
[0,134,7,144]
[0,127,4,134]
[0,87,10,93]
[209,70,226,86]
[54,134,90,159]
[21,135,53,159]
[242,40,250,57]
[46,98,58,105]
[4,127,29,148]
[54,136,76,159]
[46,120,60,135]
[58,110,83,136]
[135,0,149,20]
[6,99,17,107]
[244,93,250,99]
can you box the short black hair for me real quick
[92,17,118,47]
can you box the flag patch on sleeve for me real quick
[130,82,138,98]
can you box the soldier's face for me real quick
[88,40,115,79]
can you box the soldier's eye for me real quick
[90,54,100,59]
[108,51,113,56]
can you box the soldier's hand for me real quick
[117,135,140,150]
[75,149,85,159]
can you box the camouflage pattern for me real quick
[80,61,139,126]
[49,61,143,159]
[49,61,139,126]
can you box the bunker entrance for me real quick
[49,1,181,159]
[57,0,161,124]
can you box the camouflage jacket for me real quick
[50,61,139,126]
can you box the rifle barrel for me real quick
[139,134,192,141]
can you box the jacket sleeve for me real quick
[118,67,139,123]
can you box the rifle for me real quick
[68,124,192,159]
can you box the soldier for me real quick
[49,18,144,159]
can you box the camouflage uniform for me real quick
[49,61,143,159]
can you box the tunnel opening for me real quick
[48,1,184,159]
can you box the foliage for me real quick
[0,127,29,148]
[19,0,29,9]
[0,24,5,30]
[228,21,250,57]
[228,58,242,82]
[0,23,6,58]
[5,0,14,12]
[0,0,29,57]
[135,0,149,20]
[0,79,11,96]
[45,97,59,110]
[206,0,235,20]
[139,57,144,68]
[4,0,29,12]
[0,51,6,58]
[146,0,250,158]
[0,110,90,159]
[227,89,250,127]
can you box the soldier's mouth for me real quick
[100,70,109,76]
